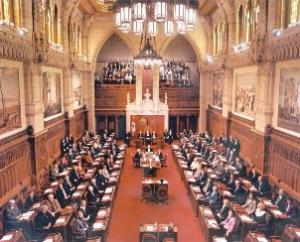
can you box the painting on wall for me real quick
[72,72,83,109]
[0,67,22,135]
[278,68,300,133]
[43,71,62,119]
[212,72,223,108]
[235,72,256,117]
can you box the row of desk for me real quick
[139,223,177,242]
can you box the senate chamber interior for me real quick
[1,0,300,242]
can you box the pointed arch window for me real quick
[236,5,244,43]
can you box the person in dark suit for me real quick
[3,200,22,230]
[63,176,75,196]
[247,167,259,184]
[235,159,247,177]
[196,168,208,187]
[272,189,287,212]
[124,132,132,147]
[233,180,246,204]
[145,144,153,153]
[206,186,220,206]
[227,174,236,193]
[96,169,108,190]
[202,178,213,195]
[79,200,92,224]
[75,209,89,239]
[221,165,231,184]
[86,186,99,204]
[34,205,55,230]
[134,149,142,168]
[216,199,230,222]
[24,190,39,210]
[144,130,152,146]
[70,166,81,186]
[255,176,270,197]
[157,149,164,162]
[253,202,268,224]
[56,181,70,208]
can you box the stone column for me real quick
[198,70,213,131]
[222,68,234,117]
[134,64,143,109]
[24,62,44,134]
[255,62,275,132]
[83,70,95,132]
[63,68,74,118]
[152,63,160,109]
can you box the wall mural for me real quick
[235,72,256,117]
[43,71,62,119]
[212,72,223,108]
[278,68,300,133]
[0,67,22,135]
[72,71,83,109]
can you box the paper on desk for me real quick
[97,210,107,217]
[19,211,35,220]
[257,237,268,242]
[146,225,155,231]
[263,200,273,206]
[73,192,80,197]
[102,195,110,201]
[239,214,253,222]
[78,184,85,190]
[204,208,213,216]
[214,237,227,242]
[43,239,54,242]
[0,234,13,241]
[296,231,300,237]
[44,188,53,194]
[112,172,118,177]
[105,187,113,193]
[56,217,66,224]
[272,209,283,216]
[207,219,218,228]
[93,222,105,229]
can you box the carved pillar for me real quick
[255,62,275,132]
[24,62,44,134]
[83,70,95,132]
[199,69,213,131]
[135,64,143,109]
[63,68,74,118]
[152,63,160,109]
[176,115,179,136]
[222,68,234,117]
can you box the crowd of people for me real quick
[95,60,135,85]
[2,130,125,241]
[176,130,300,239]
[94,59,194,87]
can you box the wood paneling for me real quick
[69,108,88,141]
[207,106,227,137]
[130,115,164,137]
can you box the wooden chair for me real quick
[141,184,152,203]
[157,184,168,203]
[141,233,158,242]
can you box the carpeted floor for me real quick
[106,146,206,242]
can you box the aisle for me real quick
[106,146,205,242]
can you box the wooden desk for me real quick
[91,219,107,240]
[0,229,25,242]
[42,233,64,242]
[142,179,168,202]
[158,224,178,242]
[212,237,228,242]
[282,226,300,242]
[52,214,73,241]
[189,185,202,215]
[198,211,221,242]
[16,210,35,240]
[96,208,111,220]
[244,231,270,242]
[139,224,159,242]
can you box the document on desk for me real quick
[105,187,113,193]
[43,239,54,242]
[55,217,66,224]
[239,214,253,222]
[97,210,107,217]
[257,237,268,242]
[93,221,105,229]
[207,219,219,228]
[295,231,300,237]
[214,237,227,242]
[0,235,13,241]
[19,210,35,220]
[272,209,283,216]
[146,225,155,231]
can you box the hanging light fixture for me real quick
[133,20,143,35]
[133,1,146,22]
[154,0,167,22]
[164,20,174,36]
[148,21,157,36]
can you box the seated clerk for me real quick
[242,192,257,215]
[253,202,268,225]
[216,199,230,221]
[255,176,270,197]
[24,190,39,210]
[202,178,213,195]
[227,174,236,193]
[235,159,247,177]
[124,132,131,147]
[206,186,220,206]
[79,200,92,224]
[152,131,157,139]
[138,131,144,139]
[145,144,153,154]
[233,180,246,204]
[63,176,76,196]
[86,185,100,204]
[134,149,142,167]
[196,168,208,187]
[34,205,55,230]
[247,166,259,184]
[56,180,70,208]
[220,210,237,237]
[75,209,89,239]
[144,130,152,146]
[70,166,82,186]
[271,189,287,212]
[3,199,22,230]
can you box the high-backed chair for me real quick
[141,233,158,242]
[157,184,168,202]
[141,184,152,203]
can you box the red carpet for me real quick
[106,146,206,242]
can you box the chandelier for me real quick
[114,0,198,36]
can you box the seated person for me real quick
[221,165,231,184]
[70,166,82,186]
[242,192,257,215]
[206,186,220,206]
[86,185,100,204]
[34,205,55,230]
[56,180,70,207]
[233,180,246,204]
[235,159,247,177]
[24,189,39,210]
[253,202,268,224]
[58,155,68,172]
[220,210,237,237]
[63,176,76,196]
[145,144,153,154]
[247,166,259,184]
[44,193,61,217]
[75,209,89,239]
[190,157,201,171]
[272,189,287,212]
[3,199,22,230]
[138,131,144,139]
[255,176,270,197]
[216,199,230,221]
[195,168,208,187]
[79,200,92,224]
[134,149,142,167]
[202,178,213,195]
[227,174,236,193]
[144,130,152,145]
[96,168,108,190]
[50,162,59,181]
